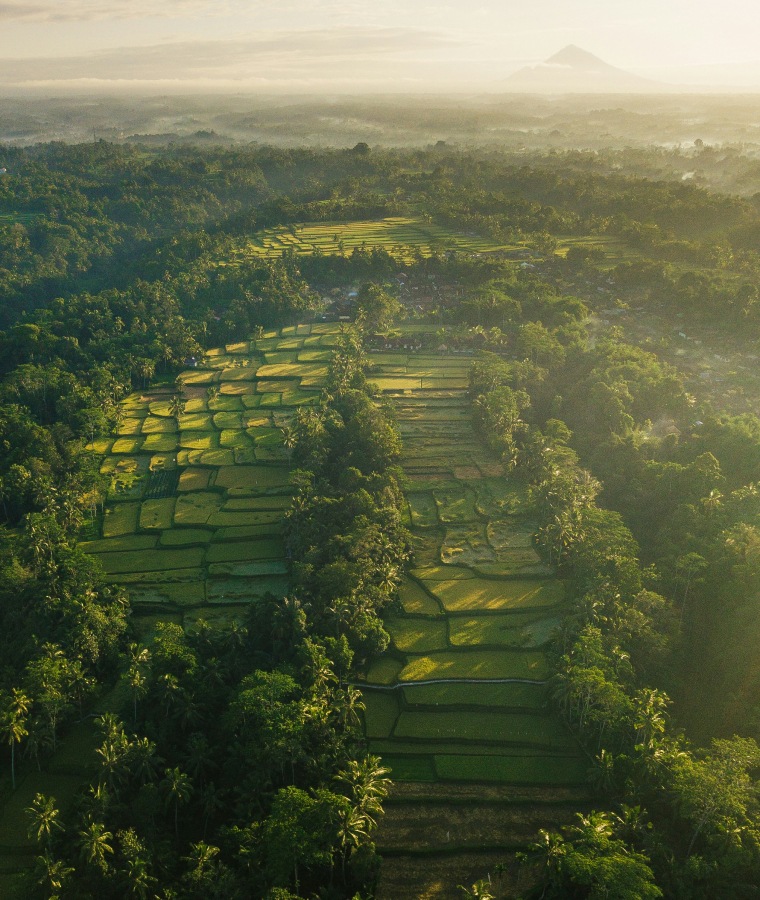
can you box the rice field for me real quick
[82,319,587,871]
[231,217,511,262]
[359,335,586,791]
[85,322,340,627]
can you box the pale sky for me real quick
[1,0,759,91]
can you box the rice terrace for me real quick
[232,217,512,261]
[86,324,584,897]
[0,320,586,898]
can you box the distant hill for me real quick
[504,45,669,93]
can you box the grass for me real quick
[159,528,215,547]
[142,434,178,453]
[213,411,243,429]
[178,468,213,491]
[103,456,150,500]
[434,754,588,785]
[200,449,236,466]
[97,548,206,574]
[429,578,565,613]
[205,539,284,563]
[365,657,405,686]
[173,493,223,526]
[81,534,157,553]
[441,524,495,567]
[178,413,214,430]
[448,614,563,648]
[206,510,279,528]
[402,681,547,710]
[474,479,528,518]
[180,432,219,450]
[393,710,574,748]
[139,498,176,531]
[410,564,474,581]
[214,466,291,493]
[213,524,283,541]
[408,492,439,528]
[129,582,207,606]
[398,649,549,682]
[398,578,442,616]
[220,430,254,449]
[434,488,478,523]
[141,416,176,434]
[205,574,289,600]
[380,755,437,782]
[102,501,140,537]
[386,617,448,653]
[361,691,400,739]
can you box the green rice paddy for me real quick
[85,323,335,626]
[84,322,585,799]
[359,337,586,789]
[231,217,511,262]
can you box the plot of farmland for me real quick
[85,323,339,627]
[358,336,585,795]
[231,217,510,262]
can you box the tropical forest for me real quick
[2,134,760,899]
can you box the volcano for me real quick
[505,45,667,93]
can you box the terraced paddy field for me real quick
[82,322,348,630]
[360,345,589,898]
[231,217,512,261]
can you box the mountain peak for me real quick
[504,45,666,93]
[546,45,613,71]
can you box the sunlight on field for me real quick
[230,217,512,261]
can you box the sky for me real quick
[1,0,759,92]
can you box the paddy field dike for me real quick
[360,342,589,898]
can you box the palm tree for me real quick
[183,733,215,788]
[458,879,495,900]
[34,851,74,897]
[183,841,219,888]
[162,767,193,839]
[169,393,186,423]
[78,819,114,873]
[336,803,371,881]
[0,688,30,789]
[123,856,156,900]
[525,828,565,895]
[126,644,150,727]
[26,793,64,849]
[128,736,162,786]
[334,755,391,831]
[200,782,226,838]
[137,360,155,389]
[335,756,391,880]
[96,735,130,795]
[157,673,181,718]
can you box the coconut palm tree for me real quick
[168,393,186,423]
[0,688,30,789]
[25,793,64,849]
[126,644,150,727]
[78,819,114,873]
[34,851,74,897]
[162,766,193,839]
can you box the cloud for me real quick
[0,0,360,22]
[0,26,463,88]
